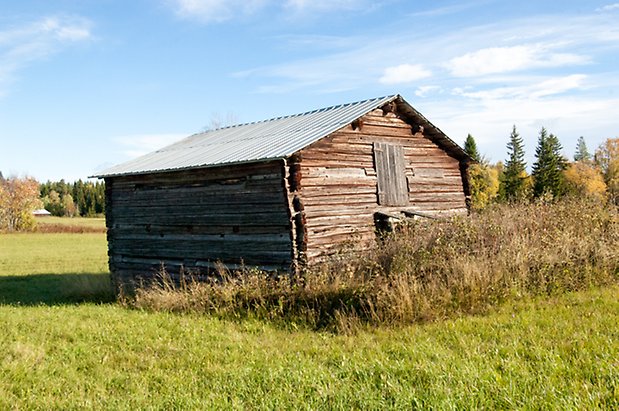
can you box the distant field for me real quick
[35,216,106,229]
[33,216,106,234]
[0,230,617,409]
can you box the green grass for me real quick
[0,233,108,276]
[0,232,112,305]
[1,230,618,409]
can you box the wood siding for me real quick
[290,109,468,261]
[105,161,293,286]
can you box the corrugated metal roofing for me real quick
[93,94,468,178]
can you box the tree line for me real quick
[1,173,107,231]
[2,128,618,232]
[465,128,619,209]
[39,179,106,217]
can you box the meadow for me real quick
[36,216,106,229]
[0,213,618,409]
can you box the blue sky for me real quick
[1,0,618,181]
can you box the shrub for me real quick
[127,198,619,332]
[0,176,41,232]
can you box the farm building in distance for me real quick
[32,209,52,217]
[94,95,472,287]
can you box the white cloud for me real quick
[0,16,92,44]
[441,74,594,154]
[528,74,589,98]
[596,3,619,12]
[37,17,90,41]
[171,0,268,23]
[420,71,615,163]
[415,85,441,97]
[447,45,587,77]
[239,13,617,94]
[284,0,369,12]
[424,94,619,164]
[409,1,487,18]
[233,11,618,160]
[0,16,92,95]
[454,74,588,100]
[55,26,91,41]
[113,134,187,158]
[379,64,432,85]
[273,34,358,50]
[170,0,374,22]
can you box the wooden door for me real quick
[373,142,409,206]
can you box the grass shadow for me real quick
[0,273,115,306]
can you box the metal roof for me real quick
[93,95,469,178]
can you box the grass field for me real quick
[1,220,618,409]
[34,216,107,234]
[36,216,106,229]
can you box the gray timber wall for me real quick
[290,108,468,261]
[105,160,293,286]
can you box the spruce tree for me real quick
[573,136,591,163]
[532,127,567,198]
[500,125,527,201]
[464,134,481,163]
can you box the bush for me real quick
[0,177,41,232]
[127,198,619,332]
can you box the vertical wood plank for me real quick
[373,142,408,206]
[390,144,409,205]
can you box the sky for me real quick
[1,0,618,182]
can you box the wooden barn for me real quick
[94,95,472,287]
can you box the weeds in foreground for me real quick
[127,199,619,332]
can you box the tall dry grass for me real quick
[128,198,619,332]
[35,223,106,234]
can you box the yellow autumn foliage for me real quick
[564,162,607,201]
[0,176,41,232]
[469,163,500,210]
[595,138,619,204]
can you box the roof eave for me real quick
[90,156,287,179]
[393,96,472,164]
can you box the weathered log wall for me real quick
[290,109,468,261]
[105,161,293,286]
